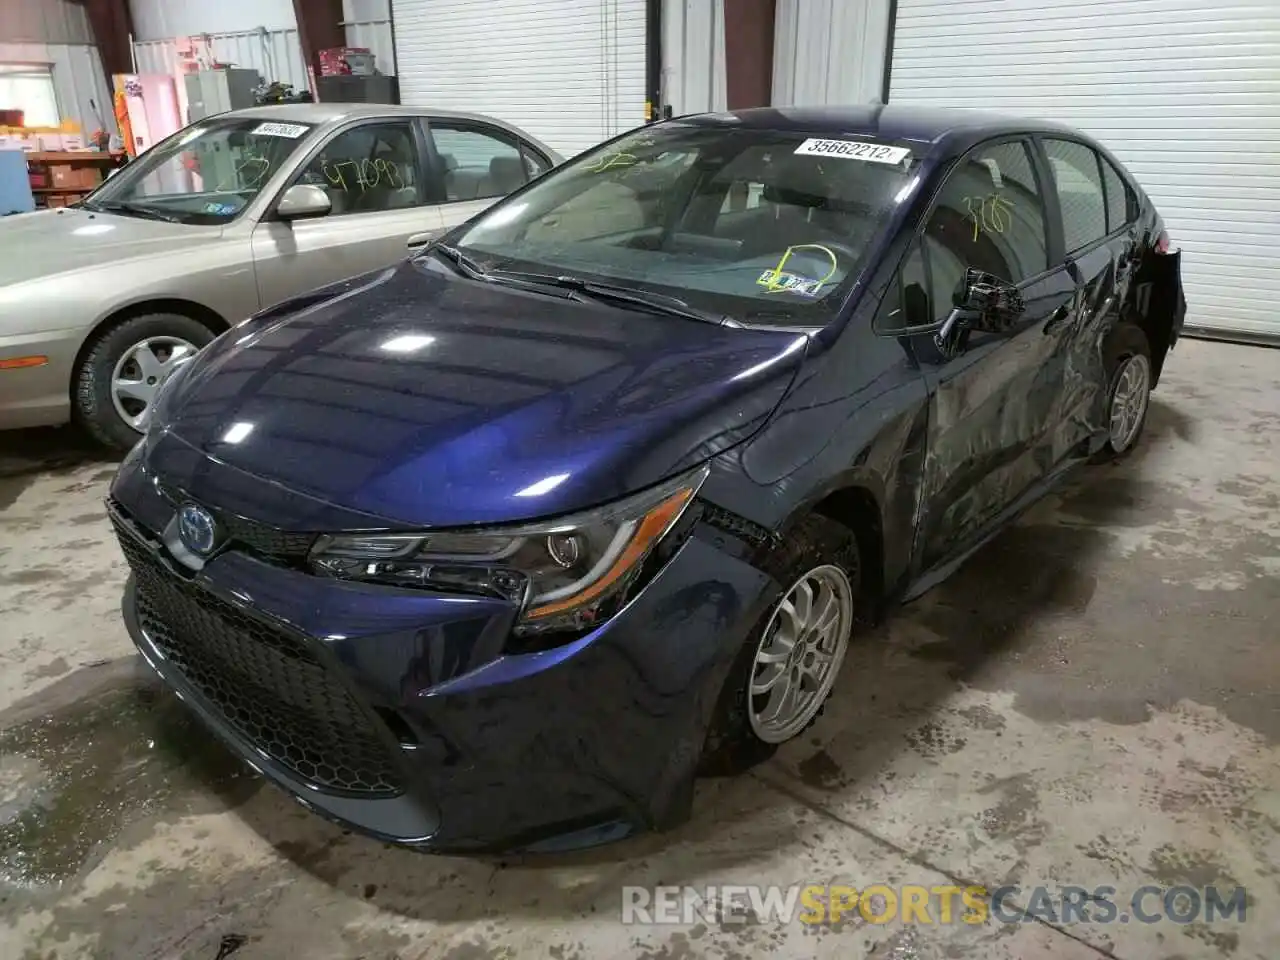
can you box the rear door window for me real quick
[1044,138,1109,253]
[428,122,528,201]
[1100,156,1134,233]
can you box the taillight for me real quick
[1155,230,1172,254]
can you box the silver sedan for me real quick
[0,103,561,450]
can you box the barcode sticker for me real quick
[794,139,911,165]
[251,122,309,139]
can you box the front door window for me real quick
[921,140,1049,318]
[292,121,422,216]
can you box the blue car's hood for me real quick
[160,259,809,527]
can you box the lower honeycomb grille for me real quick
[111,510,404,797]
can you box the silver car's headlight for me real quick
[310,465,708,632]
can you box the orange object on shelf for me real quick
[113,86,135,158]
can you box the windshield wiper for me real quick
[91,200,183,223]
[487,271,734,326]
[428,243,488,279]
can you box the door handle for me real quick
[1042,305,1071,334]
[406,231,440,249]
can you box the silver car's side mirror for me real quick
[276,184,331,221]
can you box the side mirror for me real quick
[276,184,331,221]
[933,270,1024,357]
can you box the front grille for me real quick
[111,511,404,797]
[220,515,317,561]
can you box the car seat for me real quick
[482,155,526,198]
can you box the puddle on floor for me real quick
[0,657,260,892]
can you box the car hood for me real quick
[0,207,219,285]
[157,259,810,528]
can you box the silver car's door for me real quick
[421,117,554,230]
[250,118,445,310]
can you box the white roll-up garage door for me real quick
[889,0,1280,340]
[391,0,646,159]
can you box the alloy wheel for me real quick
[747,563,854,744]
[1108,353,1151,453]
[110,336,199,432]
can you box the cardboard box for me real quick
[49,165,77,189]
[48,165,100,190]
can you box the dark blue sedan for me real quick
[109,105,1186,852]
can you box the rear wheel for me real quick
[74,313,216,452]
[700,514,861,774]
[1091,325,1152,463]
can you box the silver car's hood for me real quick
[0,208,223,285]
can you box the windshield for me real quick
[85,116,315,225]
[452,123,922,326]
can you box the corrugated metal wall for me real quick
[392,0,647,157]
[0,0,116,134]
[127,0,298,41]
[662,0,727,116]
[3,0,96,45]
[131,29,310,94]
[343,0,396,75]
[772,0,889,107]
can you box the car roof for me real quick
[220,103,563,158]
[679,104,1080,152]
[227,102,494,124]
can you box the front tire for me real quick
[700,514,861,774]
[1091,324,1152,463]
[74,313,216,452]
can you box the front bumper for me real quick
[0,327,79,430]
[110,454,774,853]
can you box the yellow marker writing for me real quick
[584,152,638,173]
[964,194,1015,241]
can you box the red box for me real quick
[318,46,371,77]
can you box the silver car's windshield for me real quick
[452,122,921,326]
[84,116,315,225]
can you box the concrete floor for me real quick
[0,337,1276,959]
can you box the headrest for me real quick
[438,153,458,171]
[489,155,524,179]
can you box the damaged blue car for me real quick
[110,105,1186,852]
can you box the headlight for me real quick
[310,466,708,632]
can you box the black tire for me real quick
[74,313,218,453]
[699,513,862,776]
[1090,324,1153,464]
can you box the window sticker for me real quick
[793,139,911,165]
[756,271,825,297]
[201,200,240,216]
[251,121,309,139]
[757,243,840,297]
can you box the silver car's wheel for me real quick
[747,563,854,744]
[1108,353,1151,454]
[110,336,199,432]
